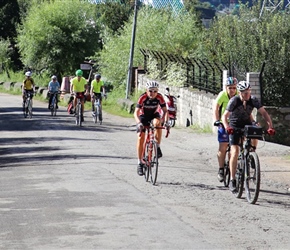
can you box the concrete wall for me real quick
[138,72,290,146]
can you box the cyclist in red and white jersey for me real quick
[134,81,169,176]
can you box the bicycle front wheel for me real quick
[149,141,159,185]
[223,152,230,187]
[143,143,150,182]
[23,102,27,118]
[28,99,33,119]
[235,159,244,198]
[245,152,260,204]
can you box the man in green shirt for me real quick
[213,77,238,182]
[90,74,106,112]
[70,69,89,121]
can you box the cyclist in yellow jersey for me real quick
[70,69,89,121]
[90,74,106,112]
[22,71,35,104]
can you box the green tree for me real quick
[17,0,102,77]
[0,39,12,77]
[98,7,203,85]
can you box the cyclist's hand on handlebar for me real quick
[164,121,171,129]
[137,122,144,132]
[267,128,275,136]
[226,127,234,135]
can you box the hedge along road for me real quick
[0,92,290,250]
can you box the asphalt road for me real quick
[0,92,290,250]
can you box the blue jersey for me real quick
[48,81,60,92]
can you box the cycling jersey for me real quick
[136,92,166,117]
[216,90,237,118]
[71,77,87,92]
[226,95,263,128]
[23,78,34,90]
[91,79,104,93]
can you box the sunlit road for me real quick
[0,92,290,250]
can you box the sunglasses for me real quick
[149,90,158,93]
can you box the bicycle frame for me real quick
[140,123,169,185]
[75,93,84,126]
[50,92,58,116]
[92,95,102,124]
[23,92,33,118]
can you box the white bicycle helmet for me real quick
[51,75,57,80]
[237,81,251,91]
[146,81,159,89]
[25,71,32,77]
[226,77,237,86]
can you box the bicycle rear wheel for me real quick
[235,159,244,198]
[149,141,159,185]
[245,152,260,204]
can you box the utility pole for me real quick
[125,0,138,99]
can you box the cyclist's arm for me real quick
[258,107,273,129]
[161,106,168,123]
[214,102,221,121]
[134,107,142,124]
[102,85,106,95]
[222,110,230,130]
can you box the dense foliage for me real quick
[17,0,102,78]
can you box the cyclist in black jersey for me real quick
[134,81,169,176]
[222,81,275,192]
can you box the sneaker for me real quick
[217,169,224,182]
[137,163,144,176]
[157,147,163,158]
[229,179,237,193]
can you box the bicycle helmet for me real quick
[51,75,57,80]
[237,81,251,92]
[226,77,237,86]
[146,81,159,89]
[75,69,83,76]
[25,71,32,77]
[95,74,101,79]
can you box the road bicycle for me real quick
[75,92,84,127]
[49,91,59,116]
[233,125,265,204]
[92,94,103,125]
[23,91,34,119]
[140,122,170,185]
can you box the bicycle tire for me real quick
[78,103,82,127]
[245,152,260,204]
[143,143,150,182]
[98,106,102,125]
[96,104,100,124]
[235,158,244,198]
[224,160,230,187]
[149,141,159,185]
[23,102,27,118]
[75,104,80,126]
[28,99,33,119]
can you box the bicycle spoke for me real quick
[245,152,260,204]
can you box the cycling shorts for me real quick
[74,92,85,100]
[218,126,229,143]
[136,113,161,133]
[93,92,102,101]
[23,89,34,98]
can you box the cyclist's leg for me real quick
[73,95,77,113]
[48,93,53,109]
[217,142,228,181]
[136,115,147,175]
[152,114,163,157]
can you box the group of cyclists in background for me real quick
[21,70,276,193]
[21,69,106,122]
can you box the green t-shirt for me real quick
[216,90,237,118]
[71,77,87,92]
[91,79,104,93]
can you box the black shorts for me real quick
[93,92,102,101]
[136,113,161,133]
